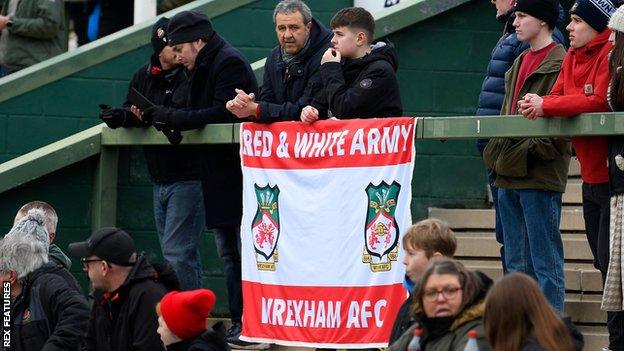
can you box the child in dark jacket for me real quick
[300,7,402,122]
[156,289,231,351]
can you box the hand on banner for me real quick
[300,105,319,123]
[321,48,341,65]
[518,93,544,120]
[226,88,257,118]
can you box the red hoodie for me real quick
[542,29,612,184]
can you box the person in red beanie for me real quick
[156,289,231,351]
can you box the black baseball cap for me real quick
[68,227,136,266]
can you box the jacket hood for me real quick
[346,41,399,72]
[450,300,485,331]
[303,18,332,60]
[49,243,72,270]
[121,254,159,287]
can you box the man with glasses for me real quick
[69,227,174,351]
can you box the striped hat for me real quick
[570,0,617,32]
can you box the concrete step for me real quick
[578,326,609,351]
[566,294,607,324]
[563,179,582,205]
[461,259,602,292]
[455,231,593,261]
[569,158,580,177]
[429,207,586,231]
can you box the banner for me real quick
[239,118,416,348]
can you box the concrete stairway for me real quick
[429,159,609,350]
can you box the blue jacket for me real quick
[475,7,566,152]
[257,18,332,121]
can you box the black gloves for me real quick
[143,106,175,131]
[162,129,183,145]
[100,104,182,145]
[99,104,129,129]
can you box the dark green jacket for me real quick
[0,0,66,71]
[388,301,492,351]
[483,44,570,192]
[49,243,72,269]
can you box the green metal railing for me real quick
[1,113,621,231]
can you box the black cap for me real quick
[68,227,136,266]
[515,0,559,29]
[167,10,214,46]
[151,17,170,54]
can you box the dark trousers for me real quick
[582,182,624,350]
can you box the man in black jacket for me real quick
[143,10,260,349]
[225,0,332,121]
[99,17,206,292]
[69,227,176,351]
[0,215,90,351]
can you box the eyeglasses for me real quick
[80,258,106,270]
[423,286,461,301]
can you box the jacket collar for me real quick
[519,43,566,75]
[193,33,225,72]
[449,300,485,331]
[571,29,612,58]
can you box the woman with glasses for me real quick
[389,258,492,350]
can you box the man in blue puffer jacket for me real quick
[475,0,565,273]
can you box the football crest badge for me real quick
[252,184,280,271]
[363,181,400,271]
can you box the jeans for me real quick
[489,181,507,273]
[0,66,8,78]
[213,225,243,323]
[154,180,206,290]
[498,188,565,312]
[582,182,624,350]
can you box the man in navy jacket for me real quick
[226,0,332,121]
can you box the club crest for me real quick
[252,184,280,271]
[363,181,400,271]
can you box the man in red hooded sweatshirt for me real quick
[518,1,623,349]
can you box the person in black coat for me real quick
[69,227,179,351]
[99,17,208,292]
[0,212,90,351]
[226,0,332,121]
[300,7,402,123]
[143,10,260,348]
[156,289,231,351]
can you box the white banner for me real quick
[239,118,416,348]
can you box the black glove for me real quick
[147,106,175,131]
[162,129,183,145]
[99,104,127,129]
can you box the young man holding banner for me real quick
[300,6,402,122]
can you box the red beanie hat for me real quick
[160,289,216,340]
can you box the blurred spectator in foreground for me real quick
[485,272,583,351]
[156,289,231,350]
[0,0,67,76]
[389,258,493,351]
[0,210,89,350]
